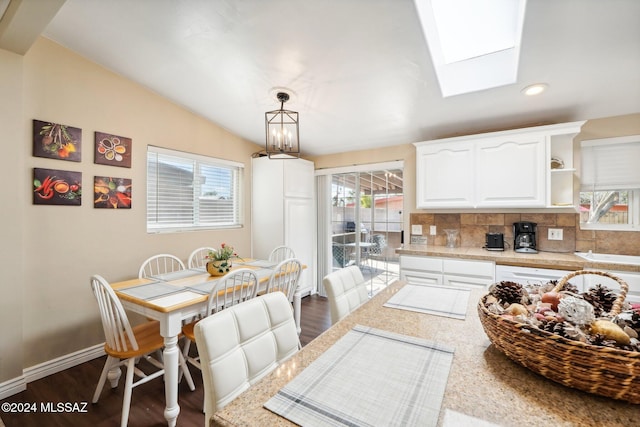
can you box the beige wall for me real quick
[1,37,262,378]
[0,48,26,383]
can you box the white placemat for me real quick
[383,283,470,320]
[264,325,455,427]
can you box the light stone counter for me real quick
[211,281,638,427]
[396,244,640,273]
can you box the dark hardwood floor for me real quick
[0,294,330,427]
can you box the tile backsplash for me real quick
[409,213,640,256]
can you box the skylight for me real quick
[414,0,527,97]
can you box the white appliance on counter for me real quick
[495,265,584,291]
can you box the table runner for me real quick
[383,283,470,320]
[264,325,454,427]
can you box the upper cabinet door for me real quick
[416,141,475,208]
[283,159,314,199]
[475,134,547,207]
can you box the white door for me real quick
[285,197,315,296]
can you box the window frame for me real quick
[146,145,244,233]
[579,189,638,231]
[579,135,640,231]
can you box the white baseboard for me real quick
[0,344,105,400]
[0,376,26,401]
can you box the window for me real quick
[146,146,243,232]
[580,135,640,230]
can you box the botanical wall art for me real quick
[94,176,132,209]
[94,131,132,168]
[33,168,82,206]
[33,120,82,162]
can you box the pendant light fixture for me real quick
[265,91,300,158]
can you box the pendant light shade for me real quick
[265,91,300,159]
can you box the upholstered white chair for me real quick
[194,292,300,423]
[268,245,296,263]
[138,253,185,278]
[182,268,259,370]
[187,246,215,269]
[323,266,369,325]
[265,258,302,303]
[90,275,195,427]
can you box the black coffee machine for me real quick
[514,222,537,253]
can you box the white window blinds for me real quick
[580,135,640,191]
[147,146,243,232]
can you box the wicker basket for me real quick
[478,270,640,404]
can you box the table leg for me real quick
[162,335,180,427]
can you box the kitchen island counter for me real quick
[211,280,638,427]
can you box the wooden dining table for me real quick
[210,280,639,427]
[109,259,303,427]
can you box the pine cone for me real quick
[542,319,560,333]
[490,281,525,305]
[582,284,618,316]
[588,333,618,348]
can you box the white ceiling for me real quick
[25,0,640,155]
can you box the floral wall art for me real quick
[94,131,132,168]
[94,176,132,209]
[33,168,82,206]
[33,120,82,162]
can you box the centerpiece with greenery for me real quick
[206,243,242,276]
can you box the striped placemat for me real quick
[151,268,205,281]
[118,281,185,300]
[383,283,470,320]
[264,325,454,427]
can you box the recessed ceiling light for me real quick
[522,83,548,96]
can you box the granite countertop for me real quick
[212,281,639,427]
[396,244,640,273]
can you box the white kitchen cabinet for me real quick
[475,134,546,207]
[414,121,585,209]
[415,141,475,208]
[400,255,495,289]
[252,157,316,296]
[400,255,443,285]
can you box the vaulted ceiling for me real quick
[3,0,640,156]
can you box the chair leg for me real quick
[120,358,136,427]
[92,355,118,403]
[179,350,196,391]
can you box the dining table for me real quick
[109,259,303,427]
[210,280,639,427]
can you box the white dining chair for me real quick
[90,275,195,427]
[194,292,300,423]
[138,253,185,278]
[268,245,296,263]
[323,266,369,325]
[181,268,260,371]
[265,258,302,303]
[187,246,215,269]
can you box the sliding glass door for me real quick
[317,162,403,296]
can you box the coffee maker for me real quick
[513,222,537,253]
